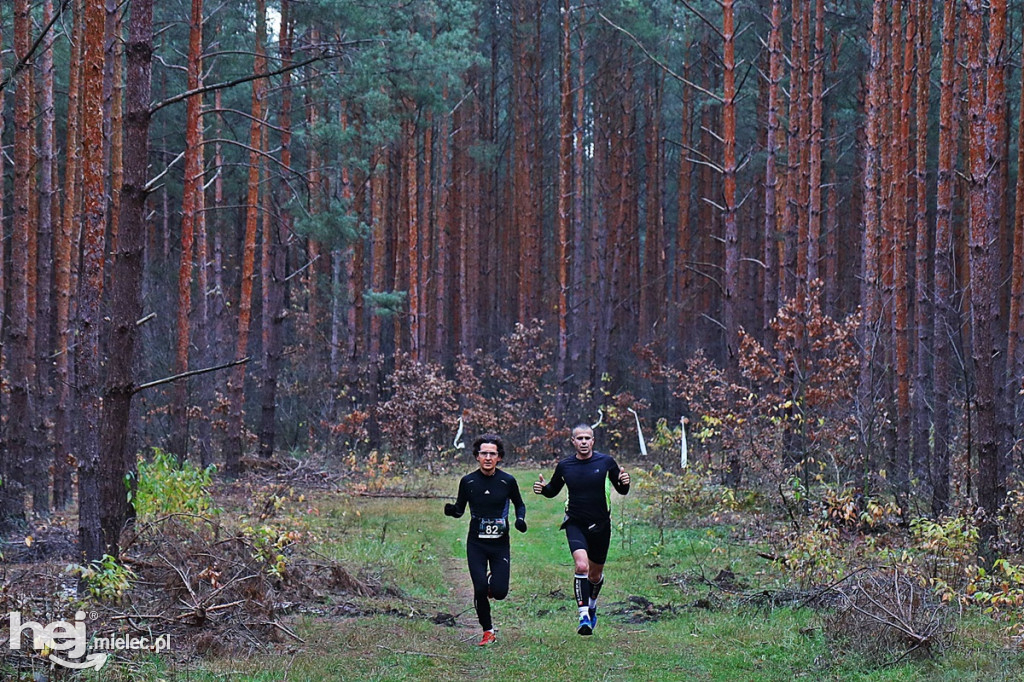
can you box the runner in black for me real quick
[444,433,527,646]
[533,423,629,635]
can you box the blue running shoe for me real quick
[577,613,593,636]
[589,606,597,629]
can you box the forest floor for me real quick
[3,453,1024,681]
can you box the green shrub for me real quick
[66,554,137,602]
[128,448,220,520]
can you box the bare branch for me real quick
[598,12,723,103]
[134,357,250,394]
[145,150,186,193]
[0,0,73,93]
[283,254,322,283]
[676,0,726,40]
[150,51,332,114]
[701,313,727,331]
[689,157,725,174]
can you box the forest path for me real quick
[441,553,481,644]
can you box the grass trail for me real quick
[130,466,1024,681]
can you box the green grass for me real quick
[103,467,1024,681]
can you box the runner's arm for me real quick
[444,477,469,517]
[609,459,630,495]
[510,476,527,531]
[538,463,566,498]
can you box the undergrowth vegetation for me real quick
[5,446,1024,680]
[633,460,1024,668]
[130,447,221,518]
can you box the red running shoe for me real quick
[477,630,496,646]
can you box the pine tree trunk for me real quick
[763,0,781,335]
[434,95,451,360]
[512,0,541,323]
[463,93,482,353]
[912,0,934,491]
[966,0,1003,547]
[985,0,1012,490]
[171,0,205,461]
[449,102,466,354]
[0,18,5,516]
[932,0,959,515]
[6,0,37,528]
[225,0,267,475]
[722,0,741,486]
[99,0,154,555]
[857,0,887,481]
[641,73,665,347]
[612,56,638,376]
[556,0,572,401]
[891,0,914,496]
[77,0,110,562]
[34,0,58,515]
[369,155,386,359]
[722,0,738,373]
[405,119,420,361]
[570,5,588,372]
[54,6,84,510]
[823,36,841,315]
[195,142,213,467]
[806,0,825,285]
[259,1,293,459]
[1010,16,1024,444]
[0,17,5,340]
[107,12,123,253]
[781,0,804,303]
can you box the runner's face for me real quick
[571,429,594,458]
[476,443,500,474]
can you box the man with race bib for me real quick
[444,433,527,646]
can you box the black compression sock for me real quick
[574,573,592,608]
[589,575,604,602]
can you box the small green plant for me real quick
[66,554,137,602]
[774,526,845,586]
[245,524,306,580]
[649,417,680,451]
[129,448,220,520]
[970,559,1024,612]
[909,516,979,597]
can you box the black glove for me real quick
[444,503,459,518]
[515,518,527,533]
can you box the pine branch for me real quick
[134,357,250,394]
[0,0,73,93]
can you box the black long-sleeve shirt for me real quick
[449,469,526,537]
[538,452,629,524]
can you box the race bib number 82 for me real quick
[478,517,507,539]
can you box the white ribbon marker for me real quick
[627,407,648,457]
[680,415,688,468]
[453,415,465,450]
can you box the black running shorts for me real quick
[563,518,611,565]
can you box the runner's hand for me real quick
[533,474,546,495]
[444,503,459,517]
[618,468,630,486]
[515,518,527,533]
